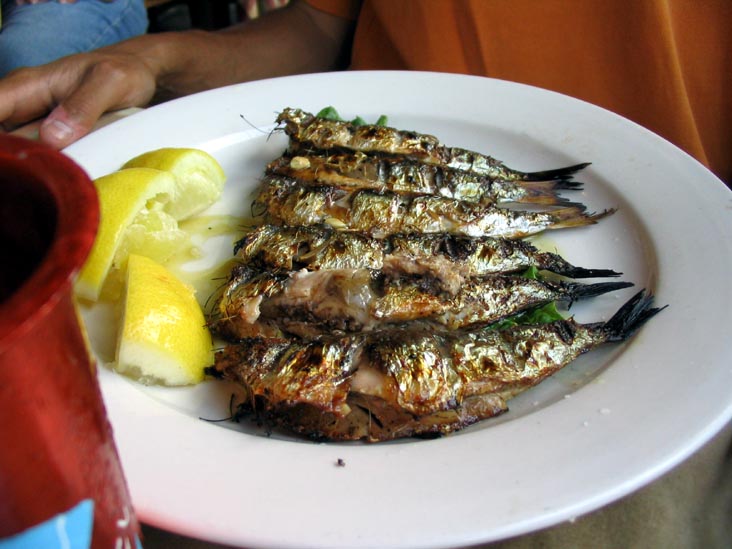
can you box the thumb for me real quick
[37,62,130,149]
[38,105,94,149]
[37,55,156,149]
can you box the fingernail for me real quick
[45,119,74,142]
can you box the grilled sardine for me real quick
[212,265,632,339]
[208,291,664,442]
[254,175,612,239]
[267,152,583,206]
[276,108,590,183]
[234,225,621,290]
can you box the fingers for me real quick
[0,51,157,149]
[1,31,168,147]
[39,59,155,148]
[0,65,59,130]
[39,108,88,148]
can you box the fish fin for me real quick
[551,179,585,191]
[522,162,591,182]
[603,290,667,342]
[559,266,622,278]
[545,197,588,210]
[565,280,634,302]
[549,207,616,230]
[510,179,586,207]
[516,178,584,195]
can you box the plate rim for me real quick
[68,70,732,549]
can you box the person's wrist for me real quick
[134,31,210,101]
[107,33,171,79]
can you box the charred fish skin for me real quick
[212,335,358,416]
[277,107,441,161]
[208,290,664,442]
[233,225,621,281]
[208,332,510,442]
[211,265,633,339]
[386,232,621,280]
[267,152,584,206]
[212,264,290,339]
[233,224,385,271]
[275,107,590,183]
[255,175,612,239]
[439,147,590,183]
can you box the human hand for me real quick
[0,45,158,149]
[0,1,355,149]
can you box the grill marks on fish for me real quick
[254,175,612,239]
[210,265,633,340]
[203,108,662,442]
[267,152,583,206]
[234,225,621,287]
[208,291,664,442]
[276,108,590,183]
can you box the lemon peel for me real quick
[122,147,226,220]
[76,167,177,301]
[116,254,212,386]
[77,148,226,302]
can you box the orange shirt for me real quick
[304,0,731,185]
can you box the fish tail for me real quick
[546,197,588,210]
[521,162,591,182]
[510,179,585,207]
[565,280,634,301]
[551,179,585,191]
[537,249,622,278]
[517,177,583,193]
[548,207,616,230]
[560,266,622,278]
[602,290,667,342]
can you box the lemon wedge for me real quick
[76,148,226,302]
[116,254,212,386]
[112,206,189,270]
[122,147,226,220]
[76,167,177,301]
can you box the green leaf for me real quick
[517,301,564,324]
[316,106,341,121]
[522,265,540,279]
[316,107,388,126]
[490,268,565,329]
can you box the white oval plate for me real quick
[67,71,732,549]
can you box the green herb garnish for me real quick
[491,267,565,329]
[316,106,341,121]
[316,106,388,127]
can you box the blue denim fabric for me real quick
[0,0,148,77]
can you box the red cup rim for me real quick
[0,135,99,346]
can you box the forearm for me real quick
[112,1,354,102]
[0,0,352,148]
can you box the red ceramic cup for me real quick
[0,135,139,547]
